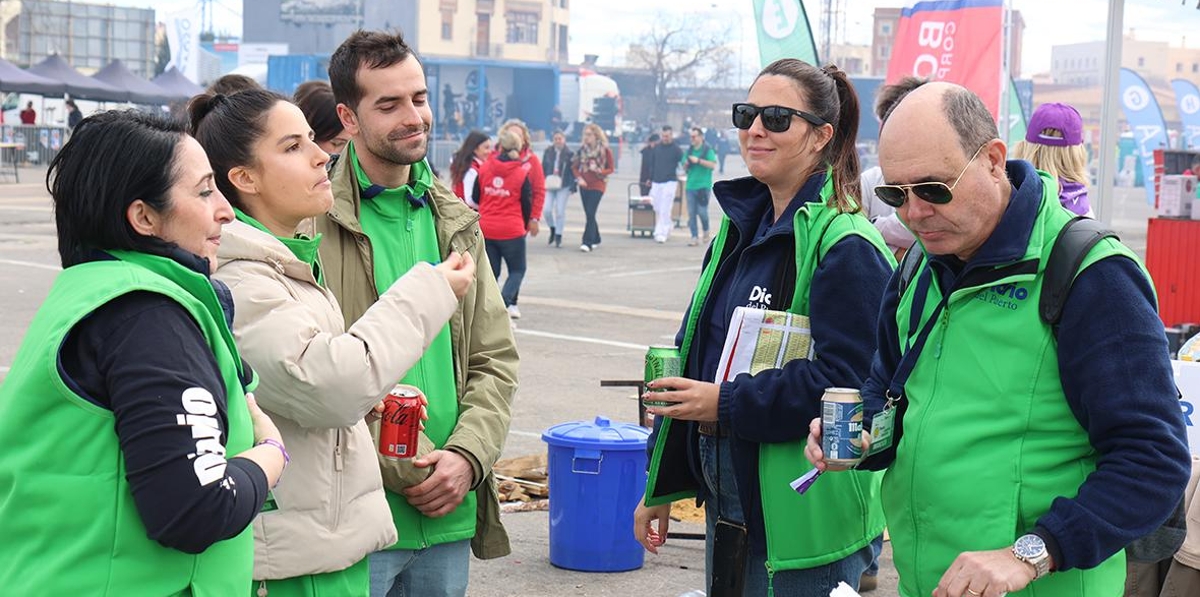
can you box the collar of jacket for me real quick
[327,146,480,253]
[712,170,828,236]
[216,219,320,285]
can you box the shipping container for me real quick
[1146,217,1200,327]
[266,55,330,96]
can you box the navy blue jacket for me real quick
[859,160,1191,571]
[666,172,893,555]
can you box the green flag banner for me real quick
[1006,78,1027,146]
[753,0,819,67]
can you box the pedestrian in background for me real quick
[498,118,546,228]
[1010,102,1093,217]
[647,125,683,243]
[449,130,492,209]
[639,132,660,196]
[0,109,286,595]
[636,60,894,596]
[64,99,82,130]
[682,126,717,246]
[541,130,575,248]
[294,80,352,155]
[572,122,614,252]
[808,82,1190,597]
[474,128,538,320]
[322,30,518,597]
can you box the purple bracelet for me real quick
[256,438,290,465]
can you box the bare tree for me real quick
[626,14,735,123]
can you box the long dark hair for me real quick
[294,80,344,145]
[187,89,287,210]
[449,130,490,187]
[47,110,188,267]
[757,59,861,212]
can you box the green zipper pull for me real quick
[766,563,776,597]
[934,311,949,359]
[406,218,414,232]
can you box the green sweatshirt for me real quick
[349,143,476,549]
[0,251,254,596]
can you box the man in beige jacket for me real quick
[320,30,519,597]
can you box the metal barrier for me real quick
[0,124,68,167]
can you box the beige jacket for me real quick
[1175,456,1200,569]
[317,153,518,559]
[214,219,458,579]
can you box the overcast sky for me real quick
[113,0,1200,79]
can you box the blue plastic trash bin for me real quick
[542,416,651,572]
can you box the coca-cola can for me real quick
[379,385,422,459]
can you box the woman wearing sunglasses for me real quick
[634,59,895,596]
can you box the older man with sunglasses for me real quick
[806,82,1190,597]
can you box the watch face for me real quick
[1015,534,1046,558]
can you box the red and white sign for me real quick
[886,0,1005,118]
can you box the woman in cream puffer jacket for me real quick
[190,89,476,594]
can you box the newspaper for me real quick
[714,306,814,383]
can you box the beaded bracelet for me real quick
[256,438,290,465]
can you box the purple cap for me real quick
[1025,103,1083,147]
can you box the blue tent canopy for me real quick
[151,67,204,102]
[92,60,175,105]
[0,57,65,96]
[28,55,126,102]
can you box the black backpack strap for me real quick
[896,243,926,296]
[1039,217,1119,327]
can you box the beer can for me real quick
[821,387,863,466]
[379,385,422,459]
[643,345,681,407]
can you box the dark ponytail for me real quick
[756,59,862,213]
[187,89,287,211]
[822,64,861,213]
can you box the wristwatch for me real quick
[1012,534,1052,580]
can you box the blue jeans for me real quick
[484,236,526,307]
[543,187,571,233]
[698,435,872,597]
[686,188,710,239]
[368,540,470,597]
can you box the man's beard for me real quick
[364,123,430,166]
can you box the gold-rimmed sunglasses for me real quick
[873,142,991,208]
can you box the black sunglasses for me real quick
[873,142,989,208]
[731,103,828,133]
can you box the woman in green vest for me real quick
[188,89,476,597]
[0,110,288,596]
[633,59,895,596]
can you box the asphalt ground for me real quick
[0,150,1155,597]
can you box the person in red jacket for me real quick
[472,127,542,320]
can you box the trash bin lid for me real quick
[542,416,650,451]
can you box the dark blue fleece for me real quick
[669,172,893,555]
[859,160,1190,571]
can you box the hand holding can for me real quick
[379,385,424,459]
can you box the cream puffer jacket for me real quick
[214,219,458,580]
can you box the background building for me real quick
[244,0,569,64]
[1051,33,1200,87]
[0,0,156,76]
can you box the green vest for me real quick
[349,144,476,549]
[0,252,254,596]
[646,174,894,572]
[885,171,1137,597]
